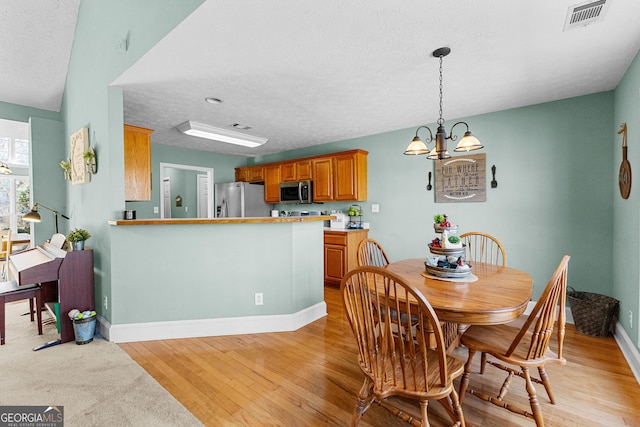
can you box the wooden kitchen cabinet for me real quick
[264,164,281,203]
[313,150,368,202]
[323,229,368,287]
[124,124,153,201]
[235,149,367,203]
[236,165,265,183]
[281,159,313,182]
[312,157,334,202]
[235,167,248,182]
[333,150,367,201]
[281,162,296,182]
[296,160,312,180]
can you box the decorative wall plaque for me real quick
[618,123,631,199]
[435,153,486,203]
[70,127,90,185]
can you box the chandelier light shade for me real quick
[404,47,483,160]
[176,121,267,148]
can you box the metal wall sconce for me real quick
[60,159,71,180]
[84,146,97,175]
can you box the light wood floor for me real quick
[120,287,640,427]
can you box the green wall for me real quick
[60,0,205,322]
[263,92,614,303]
[614,50,640,344]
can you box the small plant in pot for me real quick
[67,228,91,251]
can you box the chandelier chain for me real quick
[437,54,444,126]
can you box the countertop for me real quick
[109,216,334,226]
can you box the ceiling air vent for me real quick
[564,0,610,31]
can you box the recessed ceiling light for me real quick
[204,97,222,104]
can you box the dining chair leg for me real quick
[351,378,374,427]
[419,400,429,427]
[458,348,476,403]
[537,367,555,404]
[523,367,544,427]
[480,352,487,374]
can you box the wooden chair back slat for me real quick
[357,238,390,267]
[505,256,570,360]
[459,232,506,266]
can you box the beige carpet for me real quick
[0,300,203,427]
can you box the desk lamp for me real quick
[23,203,69,234]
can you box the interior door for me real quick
[197,174,209,218]
[163,177,171,218]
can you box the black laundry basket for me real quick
[567,287,619,337]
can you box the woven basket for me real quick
[567,287,619,337]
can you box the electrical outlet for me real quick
[630,310,633,329]
[103,295,108,310]
[154,206,159,214]
[255,293,263,306]
[371,204,380,213]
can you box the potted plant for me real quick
[67,228,91,251]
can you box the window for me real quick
[0,118,31,239]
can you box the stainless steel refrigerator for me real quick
[215,182,270,218]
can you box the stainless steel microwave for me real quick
[280,180,313,204]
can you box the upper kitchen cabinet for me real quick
[312,157,334,202]
[235,149,367,203]
[264,164,281,203]
[235,165,264,183]
[333,150,367,201]
[314,150,368,202]
[282,159,313,182]
[124,125,153,201]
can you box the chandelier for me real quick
[404,47,483,160]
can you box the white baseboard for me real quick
[96,301,327,343]
[614,322,640,384]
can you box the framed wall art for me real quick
[435,153,486,203]
[70,127,90,185]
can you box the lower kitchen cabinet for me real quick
[324,229,368,287]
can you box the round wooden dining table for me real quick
[385,258,533,326]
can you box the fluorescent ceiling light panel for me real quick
[176,121,267,148]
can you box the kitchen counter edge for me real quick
[108,216,334,226]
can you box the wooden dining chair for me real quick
[357,238,390,267]
[459,232,507,267]
[458,255,570,427]
[341,266,466,427]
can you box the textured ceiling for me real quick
[3,1,640,158]
[0,0,80,112]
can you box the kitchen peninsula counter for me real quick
[105,215,328,343]
[108,215,333,226]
